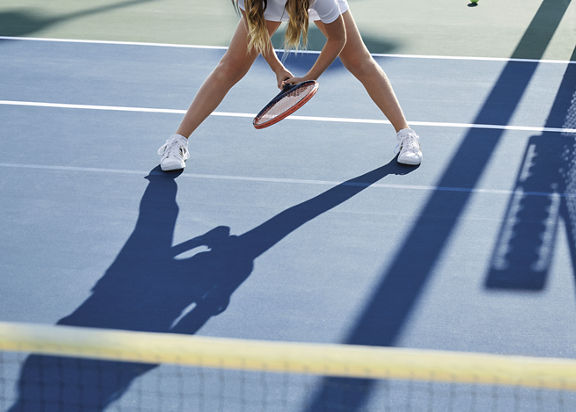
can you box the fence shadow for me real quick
[303,0,573,410]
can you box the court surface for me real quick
[1,0,576,410]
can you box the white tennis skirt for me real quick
[237,0,350,23]
[309,0,349,22]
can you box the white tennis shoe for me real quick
[395,128,422,166]
[157,134,189,171]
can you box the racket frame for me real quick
[253,80,319,129]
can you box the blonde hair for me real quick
[236,0,310,55]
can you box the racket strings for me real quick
[257,84,316,124]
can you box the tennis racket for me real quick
[253,80,319,129]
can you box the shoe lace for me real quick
[401,134,420,152]
[159,139,188,158]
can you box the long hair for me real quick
[234,0,311,54]
[284,0,310,50]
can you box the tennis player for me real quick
[158,0,422,171]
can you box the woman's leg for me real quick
[158,18,281,171]
[315,11,408,132]
[315,11,422,165]
[176,18,281,137]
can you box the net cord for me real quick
[0,322,574,390]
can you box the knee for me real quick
[213,55,252,86]
[343,54,383,81]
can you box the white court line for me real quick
[1,99,575,134]
[0,162,573,199]
[0,36,574,65]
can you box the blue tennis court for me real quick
[1,23,575,410]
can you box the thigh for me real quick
[220,15,282,71]
[314,10,372,67]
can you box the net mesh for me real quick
[1,322,575,412]
[254,83,317,126]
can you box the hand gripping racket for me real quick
[253,80,319,129]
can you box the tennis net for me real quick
[1,321,575,411]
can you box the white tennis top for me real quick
[237,0,349,24]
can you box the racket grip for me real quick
[282,80,305,91]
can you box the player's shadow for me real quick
[0,0,153,38]
[9,160,415,411]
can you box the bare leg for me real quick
[176,18,281,138]
[315,11,410,133]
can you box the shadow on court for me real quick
[0,0,153,38]
[486,46,576,290]
[9,161,415,411]
[273,26,400,75]
[273,25,400,54]
[304,0,574,411]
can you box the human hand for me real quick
[281,76,314,89]
[275,68,294,89]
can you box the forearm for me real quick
[262,40,295,88]
[261,43,286,74]
[293,17,347,83]
[305,35,346,80]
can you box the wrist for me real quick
[304,71,319,81]
[271,62,287,74]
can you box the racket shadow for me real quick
[8,161,416,411]
[171,159,416,332]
